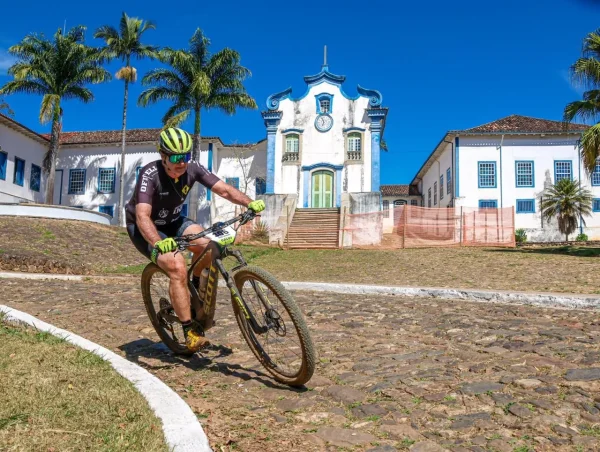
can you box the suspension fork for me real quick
[214,258,268,335]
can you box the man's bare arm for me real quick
[210,180,253,207]
[136,203,162,245]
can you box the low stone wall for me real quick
[0,254,93,275]
[0,203,111,225]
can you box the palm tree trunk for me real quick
[189,106,201,221]
[44,113,61,204]
[117,78,129,227]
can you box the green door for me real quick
[312,170,333,208]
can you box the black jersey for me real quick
[125,160,220,226]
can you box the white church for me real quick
[0,60,598,245]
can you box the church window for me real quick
[348,133,361,152]
[286,134,299,153]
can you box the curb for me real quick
[0,305,212,452]
[279,281,600,310]
[2,270,600,310]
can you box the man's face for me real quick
[161,152,188,179]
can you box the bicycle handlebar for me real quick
[174,209,258,249]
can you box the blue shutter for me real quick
[0,152,7,180]
[30,164,41,192]
[14,158,25,186]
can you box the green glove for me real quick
[152,237,178,263]
[248,200,265,213]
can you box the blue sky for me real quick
[1,0,599,184]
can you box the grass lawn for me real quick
[0,317,168,451]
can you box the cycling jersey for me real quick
[125,160,220,226]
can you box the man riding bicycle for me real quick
[125,127,265,352]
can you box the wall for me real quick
[381,195,422,233]
[421,141,453,209]
[0,203,111,225]
[0,122,47,203]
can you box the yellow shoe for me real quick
[184,327,210,352]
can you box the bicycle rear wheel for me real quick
[231,265,315,386]
[141,263,193,356]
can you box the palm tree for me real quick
[563,28,600,175]
[137,28,257,220]
[540,178,593,241]
[0,96,14,117]
[0,26,110,204]
[94,12,158,226]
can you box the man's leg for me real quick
[155,251,192,322]
[180,223,212,278]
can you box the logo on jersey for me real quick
[182,185,190,195]
[158,208,169,219]
[154,220,166,226]
[174,204,183,215]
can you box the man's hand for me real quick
[151,237,178,264]
[248,200,265,213]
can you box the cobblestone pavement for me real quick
[4,277,600,452]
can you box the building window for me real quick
[516,199,535,213]
[479,199,498,209]
[594,199,600,212]
[554,160,572,182]
[136,166,142,182]
[30,164,41,192]
[382,200,389,218]
[592,161,600,186]
[181,204,188,217]
[226,177,239,189]
[394,200,407,206]
[411,199,418,206]
[98,168,115,193]
[434,182,437,205]
[285,134,299,153]
[316,93,333,114]
[446,168,451,194]
[440,175,444,200]
[13,157,25,186]
[256,177,266,195]
[515,161,534,187]
[428,188,431,207]
[478,161,496,188]
[99,205,114,217]
[68,169,86,194]
[348,133,361,152]
[0,151,6,180]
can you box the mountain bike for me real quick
[140,209,315,387]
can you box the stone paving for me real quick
[3,276,600,451]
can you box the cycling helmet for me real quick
[159,127,193,154]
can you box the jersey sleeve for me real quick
[189,161,221,189]
[137,164,158,205]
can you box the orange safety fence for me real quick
[343,205,515,249]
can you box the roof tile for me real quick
[459,114,589,134]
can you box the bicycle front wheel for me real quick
[231,265,316,386]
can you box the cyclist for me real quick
[125,127,265,352]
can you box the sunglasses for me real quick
[165,153,191,164]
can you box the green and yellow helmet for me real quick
[158,127,193,154]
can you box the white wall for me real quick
[381,195,422,233]
[421,141,453,209]
[0,122,46,203]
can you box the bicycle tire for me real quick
[141,263,194,356]
[231,265,316,386]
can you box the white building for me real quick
[406,114,593,240]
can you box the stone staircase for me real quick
[285,208,340,249]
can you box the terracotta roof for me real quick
[0,113,49,144]
[380,185,419,196]
[458,114,589,134]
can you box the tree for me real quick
[0,26,110,204]
[95,12,158,226]
[540,178,593,241]
[563,28,600,175]
[0,96,14,117]
[137,28,257,220]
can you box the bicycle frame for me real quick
[176,211,271,335]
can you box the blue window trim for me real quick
[342,127,366,133]
[255,177,266,195]
[13,157,25,187]
[99,205,114,217]
[315,93,333,114]
[477,161,497,188]
[30,163,41,192]
[97,167,116,194]
[479,199,498,208]
[592,162,600,186]
[446,167,451,195]
[594,199,600,212]
[515,160,535,187]
[136,166,142,182]
[68,168,86,195]
[281,128,304,134]
[554,160,573,182]
[0,150,7,181]
[516,198,535,213]
[226,177,239,189]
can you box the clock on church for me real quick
[315,113,333,132]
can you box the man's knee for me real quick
[159,253,187,280]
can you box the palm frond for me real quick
[39,94,59,124]
[137,86,181,107]
[579,123,600,174]
[164,109,190,128]
[116,66,137,82]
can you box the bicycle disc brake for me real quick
[265,308,286,336]
[158,297,175,326]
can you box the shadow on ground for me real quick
[118,338,307,394]
[486,245,600,257]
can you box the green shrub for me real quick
[250,221,270,243]
[576,233,589,242]
[515,228,527,243]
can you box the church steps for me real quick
[285,208,340,249]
